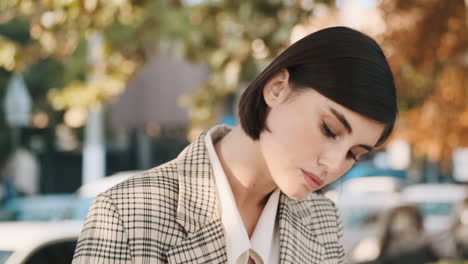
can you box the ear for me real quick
[263,69,292,108]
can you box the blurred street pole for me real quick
[82,33,106,185]
[3,74,32,194]
[3,74,31,151]
[136,128,152,170]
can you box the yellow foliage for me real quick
[381,0,468,167]
[47,74,126,110]
[0,37,17,71]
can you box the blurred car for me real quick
[1,171,140,222]
[334,176,403,259]
[401,183,468,234]
[340,175,403,195]
[351,183,468,263]
[0,171,140,264]
[340,161,406,182]
[2,194,74,222]
[0,221,83,264]
[63,170,141,220]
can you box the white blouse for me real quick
[204,125,280,264]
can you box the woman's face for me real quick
[259,70,386,200]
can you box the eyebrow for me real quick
[328,106,374,152]
[329,107,352,133]
[358,144,373,152]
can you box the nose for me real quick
[318,147,347,176]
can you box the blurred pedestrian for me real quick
[373,204,439,264]
[0,154,17,206]
[0,155,7,205]
[451,197,468,259]
[431,197,468,260]
[0,154,18,221]
[5,147,40,196]
[73,26,398,264]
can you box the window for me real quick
[0,250,13,264]
[24,240,77,264]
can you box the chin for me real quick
[287,194,307,201]
[282,187,311,201]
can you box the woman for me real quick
[432,197,468,260]
[451,197,468,259]
[371,204,439,264]
[73,26,397,264]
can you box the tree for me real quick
[0,0,334,133]
[379,0,468,168]
[0,0,190,111]
[176,0,334,130]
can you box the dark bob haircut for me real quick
[239,26,398,147]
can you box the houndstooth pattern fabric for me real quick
[72,131,345,264]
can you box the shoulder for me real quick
[97,161,186,253]
[99,160,182,227]
[306,191,340,219]
[305,192,342,233]
[105,160,180,201]
[306,192,345,262]
[279,191,345,262]
[75,161,185,262]
[282,191,342,232]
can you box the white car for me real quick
[340,176,402,196]
[64,170,141,220]
[0,221,83,264]
[334,176,403,259]
[76,170,141,198]
[401,183,468,234]
[350,183,468,263]
[0,171,140,264]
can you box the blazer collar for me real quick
[278,193,325,263]
[168,131,227,263]
[175,131,220,234]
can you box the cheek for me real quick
[326,162,354,185]
[261,106,320,167]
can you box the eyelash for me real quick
[321,122,358,162]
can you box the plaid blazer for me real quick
[72,132,345,264]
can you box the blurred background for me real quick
[0,0,467,263]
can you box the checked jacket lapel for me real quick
[167,132,227,264]
[277,194,325,264]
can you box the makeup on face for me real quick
[301,169,324,190]
[321,107,375,163]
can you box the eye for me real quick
[322,121,361,163]
[321,122,336,139]
[347,151,358,162]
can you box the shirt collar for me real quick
[204,125,280,264]
[251,188,280,262]
[204,125,250,263]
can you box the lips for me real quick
[301,169,324,186]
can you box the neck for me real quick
[214,126,278,209]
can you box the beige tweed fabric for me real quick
[72,131,345,264]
